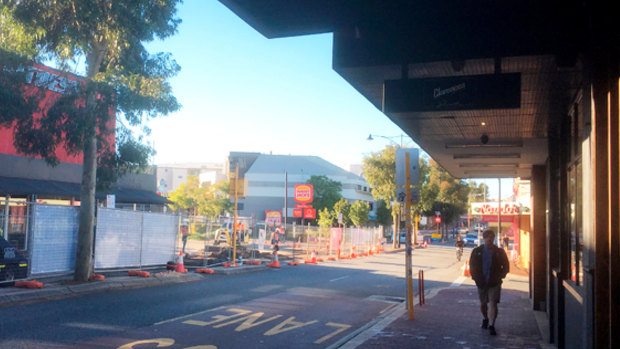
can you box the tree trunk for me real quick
[74,129,97,281]
[74,47,105,282]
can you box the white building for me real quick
[228,152,376,222]
[156,162,225,196]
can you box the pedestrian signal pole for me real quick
[405,152,414,320]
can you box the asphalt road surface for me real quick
[0,245,467,349]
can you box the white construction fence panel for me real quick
[140,212,177,265]
[95,208,142,269]
[30,205,79,275]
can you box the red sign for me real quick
[293,208,303,217]
[435,217,441,223]
[294,184,313,204]
[0,63,115,164]
[303,208,316,219]
[294,204,312,208]
[265,210,282,226]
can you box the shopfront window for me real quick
[568,162,583,285]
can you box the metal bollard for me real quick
[418,269,425,306]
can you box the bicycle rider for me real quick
[455,235,465,258]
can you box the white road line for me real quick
[451,276,466,287]
[330,275,350,282]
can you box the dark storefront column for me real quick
[531,165,547,311]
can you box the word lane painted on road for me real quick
[183,307,351,343]
[115,306,352,349]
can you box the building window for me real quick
[237,203,244,210]
[568,161,583,285]
[567,99,583,286]
[369,202,374,211]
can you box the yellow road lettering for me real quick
[117,338,174,349]
[314,322,352,344]
[212,312,282,331]
[264,316,318,336]
[183,308,251,327]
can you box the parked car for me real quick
[463,233,479,246]
[0,236,28,284]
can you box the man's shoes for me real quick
[489,325,497,335]
[481,318,489,329]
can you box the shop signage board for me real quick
[470,202,531,215]
[383,73,521,112]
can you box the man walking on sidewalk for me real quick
[469,229,509,336]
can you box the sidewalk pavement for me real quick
[338,260,553,349]
[1,244,550,349]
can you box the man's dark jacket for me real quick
[469,244,509,288]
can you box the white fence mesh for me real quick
[95,208,176,269]
[30,205,79,274]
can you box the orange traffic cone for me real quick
[175,251,187,273]
[424,241,428,248]
[305,249,317,264]
[463,260,471,277]
[268,251,281,268]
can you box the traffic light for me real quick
[435,216,441,223]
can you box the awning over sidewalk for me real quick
[0,176,170,205]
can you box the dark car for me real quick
[0,236,28,283]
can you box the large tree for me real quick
[1,1,182,281]
[306,175,342,213]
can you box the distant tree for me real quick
[333,198,352,226]
[350,200,370,227]
[468,181,489,202]
[317,207,334,228]
[168,176,233,218]
[375,199,391,227]
[306,175,342,213]
[1,1,182,281]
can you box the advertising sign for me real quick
[293,208,303,217]
[294,184,313,204]
[265,210,282,226]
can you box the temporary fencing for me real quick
[1,199,180,280]
[95,208,177,269]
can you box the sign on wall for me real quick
[470,202,531,215]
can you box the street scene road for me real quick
[0,245,467,349]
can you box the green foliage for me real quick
[317,207,334,228]
[306,175,342,213]
[375,199,391,227]
[168,176,233,218]
[333,198,352,226]
[362,145,397,205]
[350,200,370,227]
[468,180,489,202]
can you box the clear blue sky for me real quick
[146,1,513,200]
